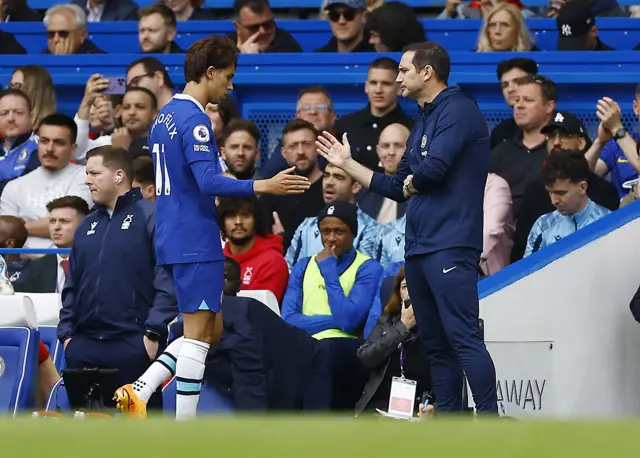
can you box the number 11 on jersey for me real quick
[153,143,171,196]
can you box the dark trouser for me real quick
[405,248,497,414]
[64,334,163,410]
[316,337,368,411]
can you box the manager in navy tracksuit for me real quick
[57,146,177,409]
[317,42,497,414]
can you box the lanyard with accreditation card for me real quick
[387,336,420,418]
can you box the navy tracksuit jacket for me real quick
[58,188,178,409]
[369,86,498,414]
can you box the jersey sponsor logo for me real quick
[152,112,178,140]
[193,144,210,153]
[193,124,210,143]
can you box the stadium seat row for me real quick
[4,18,640,54]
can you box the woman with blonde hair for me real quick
[9,65,56,129]
[476,3,537,52]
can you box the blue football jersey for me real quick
[149,94,253,265]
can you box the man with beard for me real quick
[511,111,619,262]
[0,114,92,248]
[220,196,288,302]
[220,119,261,180]
[262,119,325,249]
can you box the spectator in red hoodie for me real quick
[219,195,289,303]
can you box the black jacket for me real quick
[72,0,138,21]
[18,254,57,293]
[198,296,331,411]
[355,315,430,416]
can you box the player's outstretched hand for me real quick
[316,131,352,168]
[255,166,310,195]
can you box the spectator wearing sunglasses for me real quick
[42,4,104,55]
[316,0,375,53]
[227,0,301,54]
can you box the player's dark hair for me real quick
[138,4,177,28]
[0,216,28,249]
[221,118,261,145]
[369,57,399,74]
[402,41,450,84]
[218,196,271,239]
[0,88,32,113]
[297,85,333,109]
[86,146,134,185]
[126,56,175,90]
[515,74,557,103]
[496,58,539,81]
[124,87,158,110]
[282,118,317,141]
[39,113,78,143]
[184,36,238,83]
[132,156,155,186]
[541,150,589,186]
[233,0,270,16]
[46,195,90,216]
[366,2,425,52]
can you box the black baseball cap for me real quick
[556,1,595,51]
[541,111,586,137]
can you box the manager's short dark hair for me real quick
[515,74,557,103]
[184,36,238,83]
[40,113,78,143]
[46,195,90,216]
[541,150,589,186]
[218,196,270,239]
[86,146,134,185]
[402,42,450,84]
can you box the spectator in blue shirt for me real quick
[525,150,611,257]
[282,201,382,409]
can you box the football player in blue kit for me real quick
[114,36,310,419]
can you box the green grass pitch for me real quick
[1,416,638,457]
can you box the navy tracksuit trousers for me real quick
[64,334,163,410]
[404,247,497,414]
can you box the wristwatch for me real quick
[614,127,627,140]
[145,329,161,342]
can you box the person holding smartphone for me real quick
[354,266,433,416]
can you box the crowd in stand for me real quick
[1,0,638,416]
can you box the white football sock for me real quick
[175,338,210,420]
[133,337,183,403]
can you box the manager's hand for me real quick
[403,174,417,199]
[316,131,352,168]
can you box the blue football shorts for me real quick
[166,261,224,314]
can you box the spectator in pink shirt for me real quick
[480,173,514,276]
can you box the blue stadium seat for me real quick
[162,377,234,415]
[39,325,65,372]
[0,327,39,415]
[44,378,70,412]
